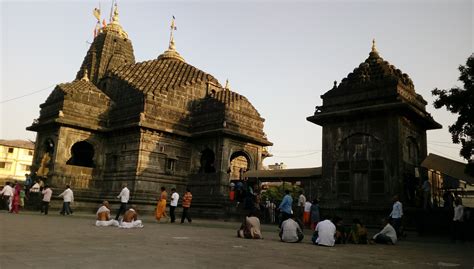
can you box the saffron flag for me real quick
[94,21,100,37]
[93,8,101,21]
[102,19,107,28]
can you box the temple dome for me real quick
[324,43,415,98]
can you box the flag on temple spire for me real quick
[94,21,101,37]
[102,19,107,28]
[93,7,101,21]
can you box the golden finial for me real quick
[111,3,120,24]
[371,38,377,53]
[157,15,185,62]
[81,69,89,82]
[225,79,230,90]
[168,16,177,50]
[101,2,128,39]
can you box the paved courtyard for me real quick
[0,211,473,269]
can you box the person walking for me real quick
[452,198,465,242]
[0,182,14,211]
[155,186,168,222]
[181,188,192,224]
[169,188,179,223]
[389,195,403,237]
[115,183,130,220]
[29,180,41,211]
[278,189,293,227]
[297,191,306,222]
[10,182,22,213]
[58,185,74,215]
[310,199,320,230]
[41,185,52,215]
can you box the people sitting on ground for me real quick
[347,218,368,244]
[312,217,336,247]
[237,210,263,239]
[280,214,304,243]
[119,206,144,229]
[333,216,347,244]
[371,218,397,245]
[95,201,119,227]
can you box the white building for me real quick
[0,140,35,185]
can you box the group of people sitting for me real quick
[237,210,398,246]
[95,201,143,229]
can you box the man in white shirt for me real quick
[297,191,306,222]
[58,185,74,215]
[41,185,53,215]
[452,198,465,242]
[389,195,403,237]
[280,215,304,243]
[372,218,397,244]
[0,182,14,211]
[170,188,179,223]
[29,180,42,211]
[29,181,41,193]
[312,219,336,247]
[115,183,130,220]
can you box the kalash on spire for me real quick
[101,3,129,39]
[158,16,185,62]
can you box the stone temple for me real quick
[27,7,272,216]
[307,41,441,220]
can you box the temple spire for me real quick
[157,15,185,62]
[169,16,177,50]
[111,3,120,25]
[371,38,378,53]
[100,1,128,39]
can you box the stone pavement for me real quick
[0,211,473,269]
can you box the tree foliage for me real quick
[261,183,302,204]
[432,54,474,175]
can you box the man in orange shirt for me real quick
[181,188,192,224]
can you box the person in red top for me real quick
[181,188,192,224]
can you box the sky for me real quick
[0,0,472,168]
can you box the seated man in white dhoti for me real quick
[95,201,119,227]
[119,206,143,228]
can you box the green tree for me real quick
[432,54,474,175]
[261,183,302,204]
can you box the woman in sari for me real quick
[155,186,168,221]
[10,182,22,213]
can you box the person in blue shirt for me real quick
[278,189,293,227]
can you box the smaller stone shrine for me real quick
[307,40,441,220]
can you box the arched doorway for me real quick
[67,141,95,168]
[200,149,216,173]
[229,151,250,180]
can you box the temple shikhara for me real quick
[27,5,272,215]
